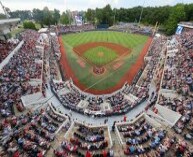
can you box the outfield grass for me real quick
[63,31,147,49]
[84,46,118,66]
[62,31,149,91]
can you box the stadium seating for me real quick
[57,24,95,34]
[116,114,193,157]
[0,103,68,156]
[0,30,43,118]
[157,30,193,143]
[1,21,193,157]
[0,39,19,64]
[109,23,153,35]
[54,121,112,157]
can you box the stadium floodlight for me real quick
[138,0,146,25]
[0,0,10,19]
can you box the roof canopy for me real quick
[0,18,20,35]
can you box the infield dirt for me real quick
[73,42,130,56]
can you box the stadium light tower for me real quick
[0,0,10,19]
[138,0,146,25]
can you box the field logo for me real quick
[176,25,183,35]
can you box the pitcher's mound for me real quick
[98,52,104,57]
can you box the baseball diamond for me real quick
[59,31,152,94]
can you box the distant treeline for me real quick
[85,4,193,35]
[8,3,193,35]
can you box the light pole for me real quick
[138,0,145,26]
[113,8,116,25]
[0,0,10,18]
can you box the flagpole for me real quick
[113,8,116,25]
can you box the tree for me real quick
[10,10,32,21]
[53,9,60,24]
[32,9,44,27]
[0,13,6,19]
[60,12,70,25]
[33,7,60,27]
[79,11,86,24]
[184,4,193,21]
[42,7,51,26]
[95,8,103,25]
[85,9,95,24]
[102,4,114,26]
[165,4,186,35]
[23,21,36,30]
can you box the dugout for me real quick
[97,24,109,29]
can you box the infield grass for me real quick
[83,46,118,66]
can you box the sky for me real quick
[0,0,192,13]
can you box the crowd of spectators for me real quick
[0,30,44,119]
[49,47,60,80]
[161,31,193,96]
[128,85,148,99]
[117,116,193,157]
[54,123,113,157]
[87,97,103,112]
[0,29,57,156]
[51,35,61,61]
[139,28,193,156]
[156,30,193,144]
[57,24,95,34]
[109,23,153,35]
[137,36,166,96]
[51,80,67,93]
[50,79,148,116]
[0,104,66,157]
[158,94,193,140]
[0,23,193,156]
[0,30,42,82]
[62,82,86,106]
[107,92,132,114]
[0,39,19,64]
[118,117,169,156]
[146,37,163,57]
[49,35,62,80]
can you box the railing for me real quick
[64,121,75,139]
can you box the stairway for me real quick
[110,131,126,157]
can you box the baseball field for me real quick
[59,31,152,94]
